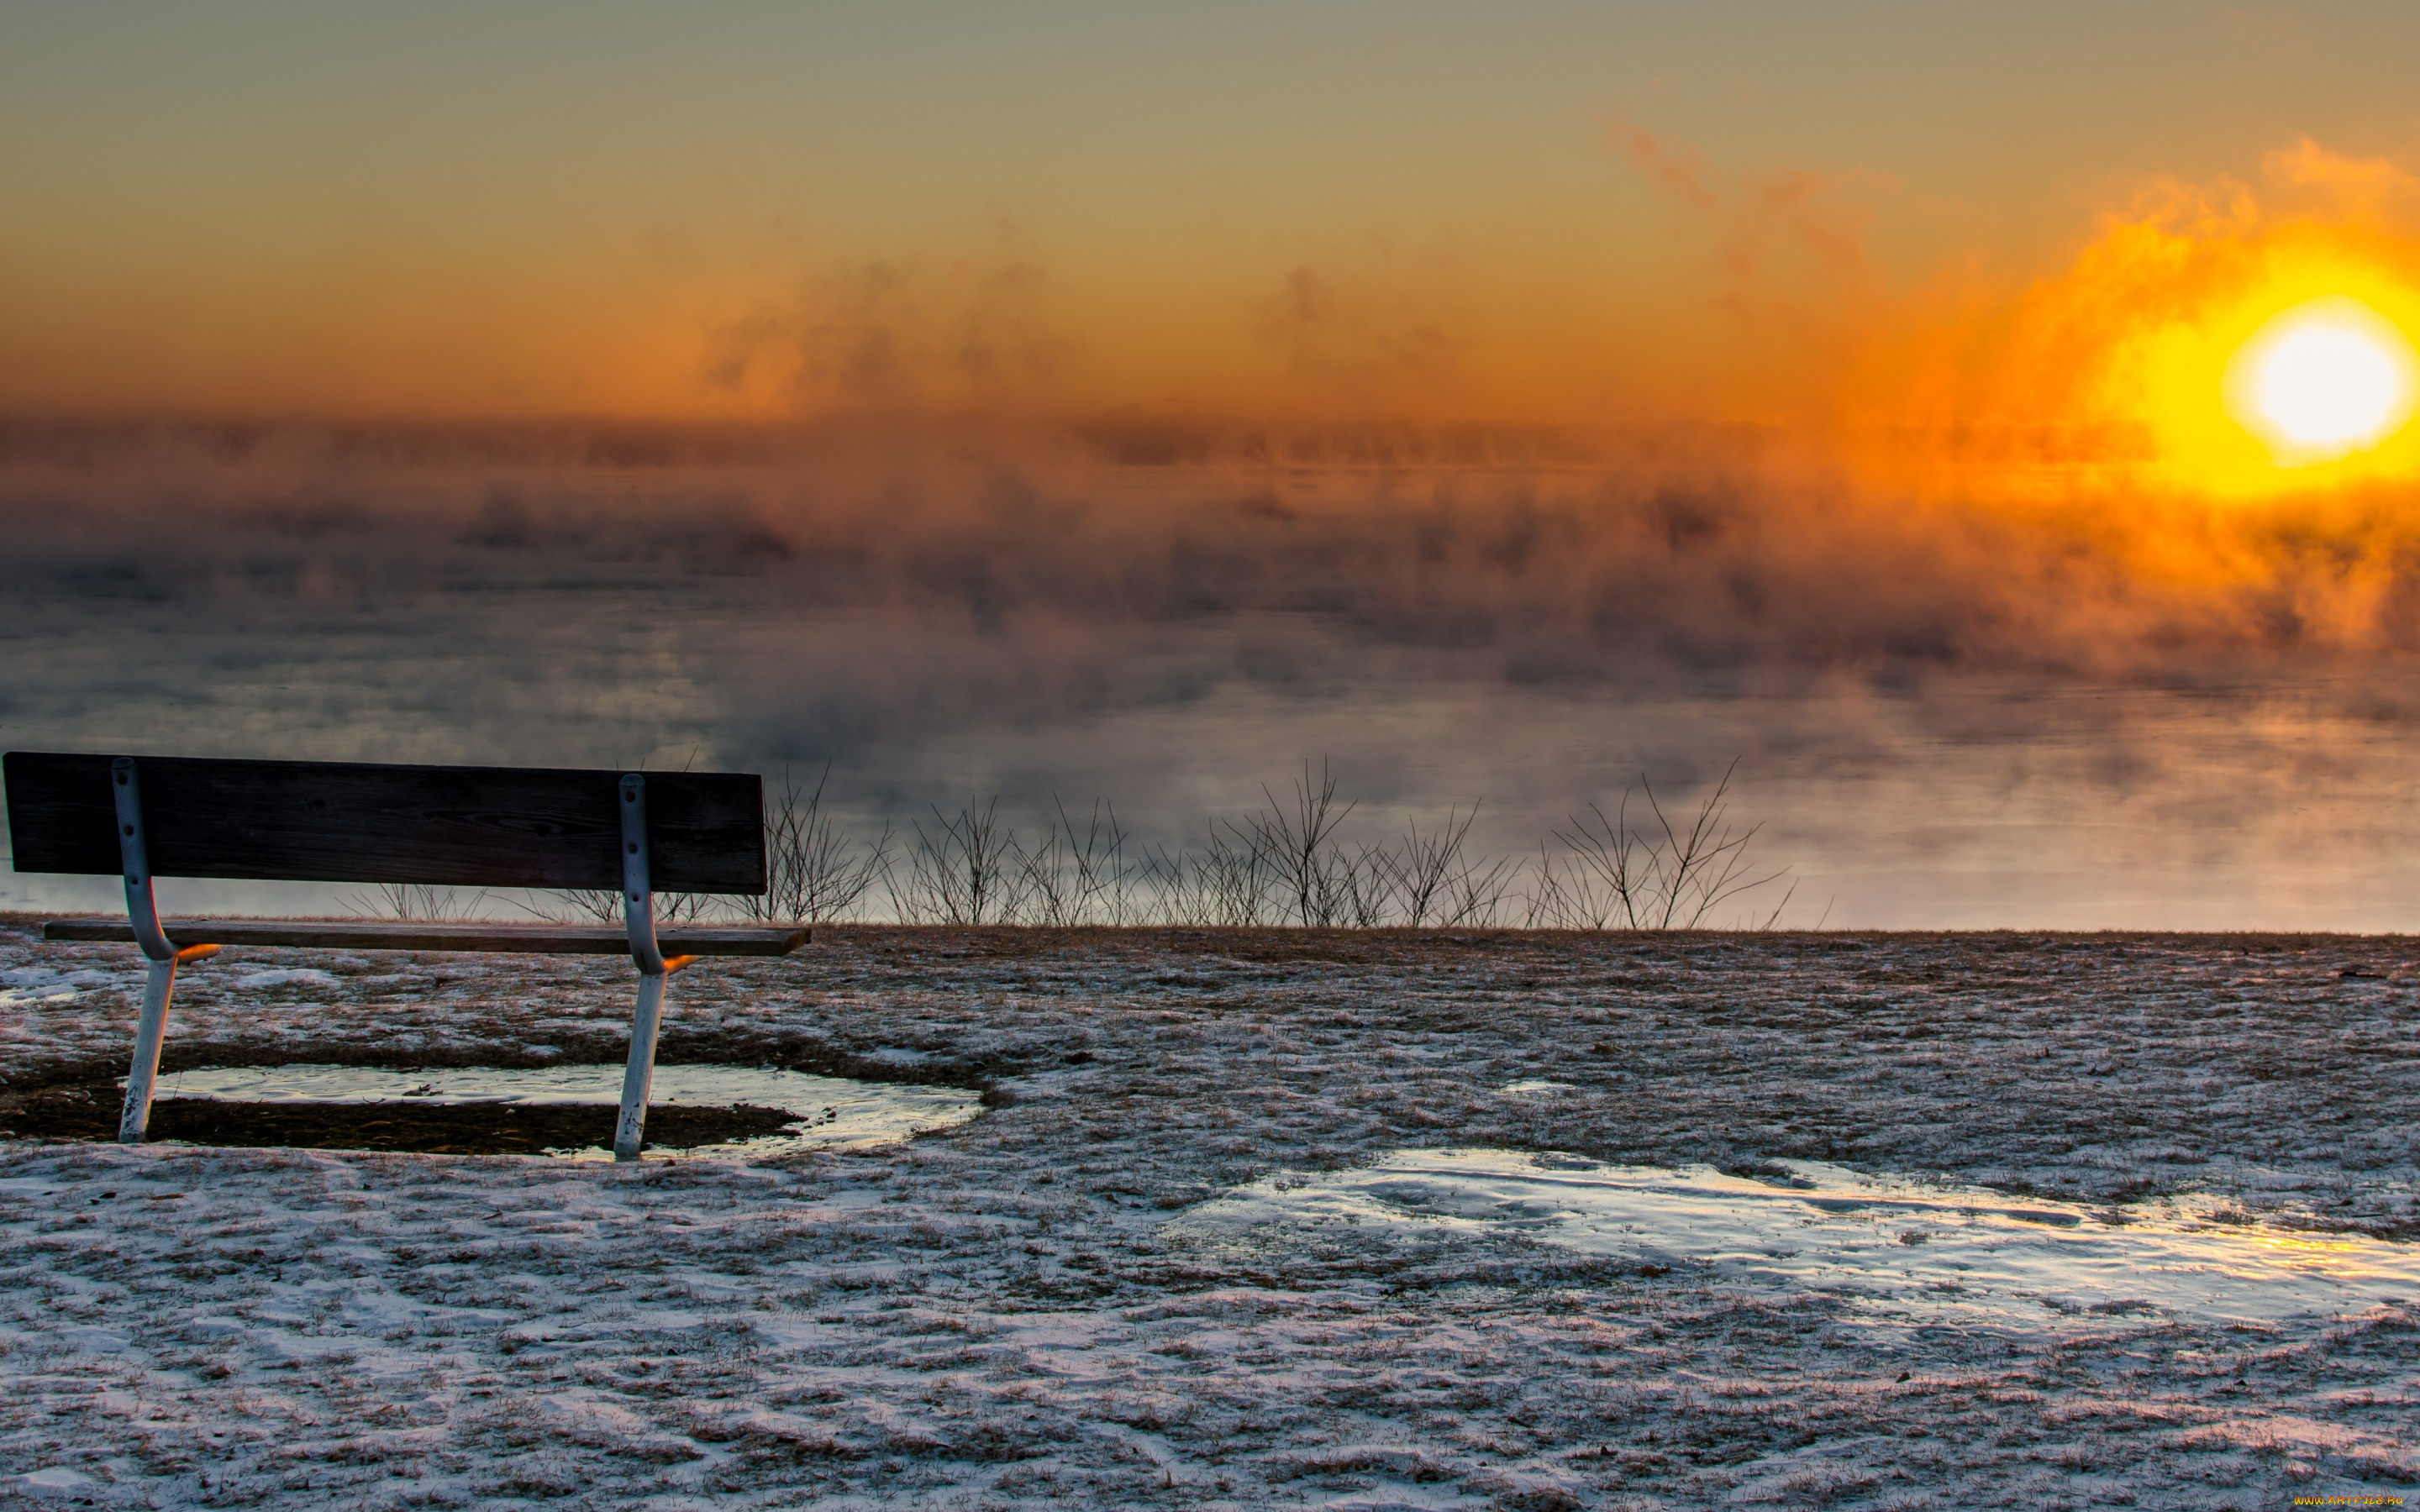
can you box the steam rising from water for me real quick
[6,420,2420,927]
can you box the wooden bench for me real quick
[3,752,808,1159]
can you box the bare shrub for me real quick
[1522,841,1583,929]
[1339,844,1397,928]
[1249,759,1355,927]
[524,886,715,926]
[1200,822,1276,926]
[1132,774,1523,929]
[1143,819,1275,926]
[1137,843,1200,926]
[1018,798,1134,927]
[345,884,489,921]
[1538,806,1637,929]
[1384,804,1517,927]
[892,798,1025,924]
[1528,759,1786,929]
[478,755,1789,931]
[740,765,893,925]
[1443,848,1519,927]
[539,888,626,925]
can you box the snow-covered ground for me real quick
[1,919,2415,1508]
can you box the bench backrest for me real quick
[3,752,765,894]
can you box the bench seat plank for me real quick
[44,918,809,957]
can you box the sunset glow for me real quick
[10,4,2420,923]
[1949,220,2420,501]
[2231,298,2417,461]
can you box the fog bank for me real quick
[6,420,2420,927]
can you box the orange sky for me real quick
[9,3,2420,488]
[23,5,2420,929]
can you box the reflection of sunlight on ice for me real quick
[149,1063,982,1159]
[1171,1149,2420,1333]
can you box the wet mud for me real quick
[0,1082,797,1155]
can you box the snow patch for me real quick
[55,1326,131,1354]
[0,966,100,1006]
[229,969,339,990]
[1171,1148,2420,1334]
[17,1467,100,1499]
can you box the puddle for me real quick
[150,1063,983,1159]
[1169,1148,2420,1333]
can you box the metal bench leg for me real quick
[612,773,695,1163]
[118,946,219,1143]
[109,758,218,1144]
[119,958,179,1144]
[614,969,668,1160]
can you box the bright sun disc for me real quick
[2230,298,2417,462]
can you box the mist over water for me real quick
[8,421,2420,928]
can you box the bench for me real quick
[3,752,808,1160]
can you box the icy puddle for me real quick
[1172,1148,2420,1334]
[150,1063,983,1159]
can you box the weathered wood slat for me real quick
[43,918,809,957]
[3,753,764,893]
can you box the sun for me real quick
[2227,297,2418,463]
